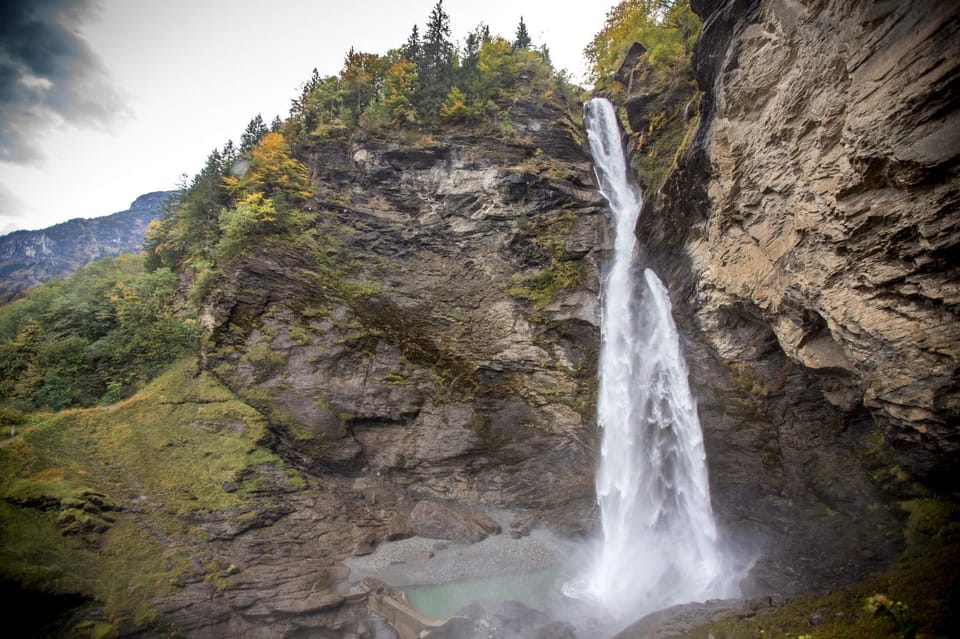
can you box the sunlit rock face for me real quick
[631,0,960,595]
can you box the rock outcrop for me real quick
[201,102,603,547]
[0,191,176,300]
[139,103,606,636]
[408,500,502,543]
[629,0,959,595]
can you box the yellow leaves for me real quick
[237,192,277,224]
[215,191,290,259]
[477,36,517,81]
[340,50,383,89]
[310,117,351,141]
[440,86,469,122]
[585,0,699,85]
[144,219,162,242]
[221,173,240,193]
[223,132,312,206]
[383,58,419,125]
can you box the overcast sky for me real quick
[0,0,609,235]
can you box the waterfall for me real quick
[564,98,734,619]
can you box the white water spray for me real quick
[564,98,735,619]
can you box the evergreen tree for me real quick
[289,68,349,143]
[419,0,455,118]
[145,143,234,270]
[240,114,268,153]
[423,1,453,65]
[513,16,532,50]
[463,31,480,69]
[270,115,283,132]
[404,24,421,64]
[458,23,490,107]
[220,139,237,171]
[538,44,552,66]
[460,23,489,81]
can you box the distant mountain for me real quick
[0,191,177,302]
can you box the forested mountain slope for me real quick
[0,191,175,302]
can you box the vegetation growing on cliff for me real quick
[145,128,315,290]
[141,0,581,312]
[585,0,702,196]
[508,211,584,313]
[0,358,298,631]
[586,0,700,91]
[676,499,960,638]
[285,1,578,143]
[0,255,197,410]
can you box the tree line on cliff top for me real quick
[142,1,580,301]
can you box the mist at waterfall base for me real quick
[559,98,741,628]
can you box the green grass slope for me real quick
[0,358,302,633]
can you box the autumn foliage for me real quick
[585,0,700,89]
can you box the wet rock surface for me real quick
[612,596,786,639]
[631,0,960,596]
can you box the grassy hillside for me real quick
[0,358,302,634]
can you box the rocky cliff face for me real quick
[138,104,607,635]
[6,5,956,635]
[201,103,604,540]
[0,191,175,301]
[630,0,959,594]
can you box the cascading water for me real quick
[564,98,736,619]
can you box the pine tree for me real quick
[419,0,455,118]
[404,24,421,64]
[240,114,268,153]
[461,23,488,75]
[423,0,453,66]
[513,16,532,50]
[459,23,490,101]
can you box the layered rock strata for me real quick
[631,0,959,594]
[201,104,603,526]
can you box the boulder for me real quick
[408,501,502,543]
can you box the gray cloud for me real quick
[0,0,127,163]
